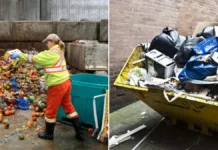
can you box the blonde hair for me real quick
[58,40,65,50]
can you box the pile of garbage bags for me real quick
[127,26,218,100]
[0,52,47,113]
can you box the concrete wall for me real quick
[110,0,218,112]
[0,0,108,21]
[0,20,108,61]
[0,20,108,42]
[57,22,99,41]
[65,41,108,71]
[99,19,108,42]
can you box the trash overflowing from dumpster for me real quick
[123,24,218,101]
[113,23,218,137]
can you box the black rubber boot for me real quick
[38,122,55,140]
[72,118,85,141]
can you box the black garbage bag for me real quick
[175,37,205,68]
[196,26,215,39]
[149,27,186,58]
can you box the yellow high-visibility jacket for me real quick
[19,44,69,86]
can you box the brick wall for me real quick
[110,0,218,112]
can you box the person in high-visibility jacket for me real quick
[10,34,84,141]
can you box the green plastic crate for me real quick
[57,74,108,129]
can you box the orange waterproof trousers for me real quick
[45,79,78,123]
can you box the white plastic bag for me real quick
[127,67,148,86]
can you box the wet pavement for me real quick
[0,110,107,150]
[110,101,218,150]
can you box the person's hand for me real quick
[10,52,19,59]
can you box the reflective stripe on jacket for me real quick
[19,44,69,86]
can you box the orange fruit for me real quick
[7,106,11,110]
[88,128,94,133]
[39,112,44,117]
[32,113,37,117]
[27,121,33,128]
[4,123,9,129]
[34,106,40,112]
[32,117,37,121]
[4,110,10,116]
[0,114,3,123]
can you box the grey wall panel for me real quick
[0,0,108,21]
[68,0,108,21]
[0,0,40,21]
[11,21,55,41]
[0,0,10,20]
[43,0,108,21]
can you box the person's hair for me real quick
[57,40,65,50]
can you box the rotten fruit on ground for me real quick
[88,128,94,133]
[35,112,40,117]
[32,116,37,121]
[27,121,33,128]
[29,104,34,110]
[29,95,35,102]
[3,119,8,124]
[33,101,38,107]
[38,102,46,110]
[35,128,40,132]
[2,64,13,71]
[0,53,49,127]
[34,106,40,112]
[18,134,25,140]
[4,110,15,116]
[39,112,44,117]
[7,106,11,110]
[32,113,37,117]
[0,113,3,123]
[0,59,47,114]
[4,122,9,129]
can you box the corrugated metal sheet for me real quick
[0,0,108,21]
[0,0,40,21]
[69,0,108,21]
[41,0,108,21]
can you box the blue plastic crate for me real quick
[57,74,108,129]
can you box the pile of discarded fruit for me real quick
[0,56,47,132]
